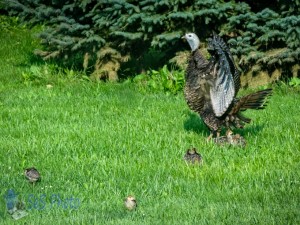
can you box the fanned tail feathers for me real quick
[230,88,272,124]
[225,88,272,126]
[232,88,272,113]
[239,88,272,110]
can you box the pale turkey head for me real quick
[182,33,200,52]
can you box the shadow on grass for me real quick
[184,111,266,137]
[183,111,210,136]
[236,124,265,137]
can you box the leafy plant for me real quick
[22,65,47,84]
[288,77,300,87]
[133,65,184,94]
[22,64,89,85]
[0,14,25,31]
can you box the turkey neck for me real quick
[185,49,209,81]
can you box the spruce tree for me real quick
[4,0,299,81]
[222,2,300,78]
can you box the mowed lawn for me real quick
[0,22,299,224]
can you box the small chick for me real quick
[24,167,41,183]
[214,130,231,146]
[214,130,246,147]
[213,136,227,145]
[124,195,137,211]
[230,133,246,147]
[184,147,202,164]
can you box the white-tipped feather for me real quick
[210,63,235,117]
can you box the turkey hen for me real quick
[182,33,272,140]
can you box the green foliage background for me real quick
[3,0,300,81]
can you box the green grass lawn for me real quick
[0,20,299,224]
